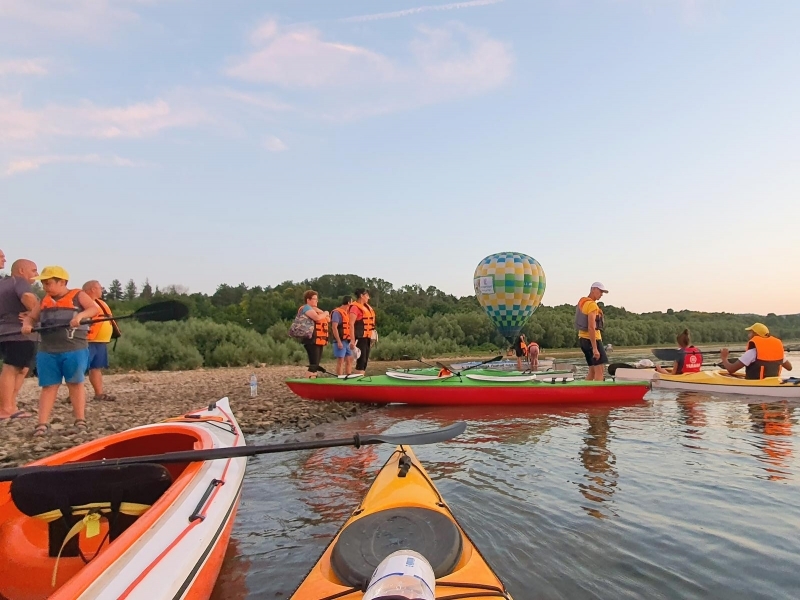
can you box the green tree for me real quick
[108,279,123,301]
[140,279,153,300]
[124,279,138,301]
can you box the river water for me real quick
[211,360,800,599]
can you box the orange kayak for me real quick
[291,446,513,599]
[0,398,245,600]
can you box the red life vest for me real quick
[677,346,703,374]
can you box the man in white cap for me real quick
[574,282,609,381]
[720,323,792,380]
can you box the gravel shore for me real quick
[0,365,378,468]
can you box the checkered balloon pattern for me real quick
[473,252,546,342]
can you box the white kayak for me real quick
[0,398,246,600]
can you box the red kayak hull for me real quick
[285,380,650,406]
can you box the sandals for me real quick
[33,423,50,436]
[0,410,32,422]
[73,419,88,431]
[93,393,116,402]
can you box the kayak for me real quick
[614,368,800,398]
[287,369,650,405]
[452,358,554,371]
[290,446,513,599]
[0,398,245,600]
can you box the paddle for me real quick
[0,421,467,482]
[652,345,798,362]
[0,300,189,338]
[400,355,438,369]
[435,355,502,376]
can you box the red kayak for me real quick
[286,371,650,406]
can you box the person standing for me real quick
[21,266,99,435]
[720,323,792,379]
[513,333,527,371]
[298,290,330,378]
[0,259,39,420]
[82,280,119,401]
[0,248,5,270]
[575,282,609,381]
[331,295,354,376]
[349,288,376,375]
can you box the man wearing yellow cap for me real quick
[21,266,99,435]
[720,323,793,380]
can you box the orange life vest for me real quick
[313,317,329,346]
[745,335,784,380]
[40,289,88,336]
[351,302,376,339]
[87,298,118,341]
[332,306,351,341]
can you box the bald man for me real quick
[0,248,5,270]
[0,259,39,419]
[82,280,118,401]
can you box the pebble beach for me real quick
[0,365,378,468]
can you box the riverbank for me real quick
[0,364,380,468]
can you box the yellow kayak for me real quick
[654,370,800,398]
[290,446,512,599]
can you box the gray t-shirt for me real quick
[0,276,38,342]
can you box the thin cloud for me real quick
[4,154,140,176]
[0,58,48,76]
[263,136,288,152]
[340,0,504,23]
[0,0,139,41]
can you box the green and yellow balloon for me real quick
[473,252,546,342]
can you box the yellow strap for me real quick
[52,512,101,587]
[34,501,150,524]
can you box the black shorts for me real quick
[514,347,526,357]
[0,340,37,369]
[579,338,608,366]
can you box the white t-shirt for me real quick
[738,347,784,366]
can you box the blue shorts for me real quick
[37,349,90,387]
[332,340,354,359]
[88,343,110,370]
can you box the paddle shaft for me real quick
[0,422,466,482]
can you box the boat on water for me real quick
[614,368,800,398]
[0,398,246,600]
[290,446,513,599]
[286,369,650,406]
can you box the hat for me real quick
[590,281,608,293]
[35,265,70,281]
[745,322,769,337]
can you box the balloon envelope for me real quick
[473,252,546,342]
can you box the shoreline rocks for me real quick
[0,365,378,468]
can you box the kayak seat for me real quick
[331,507,462,587]
[10,464,172,558]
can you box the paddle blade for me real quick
[361,421,467,446]
[133,300,189,322]
[652,348,683,361]
[608,363,635,376]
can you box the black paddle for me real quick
[400,355,438,369]
[0,300,189,338]
[0,421,467,482]
[435,355,502,376]
[652,345,798,362]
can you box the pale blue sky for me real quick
[1,1,798,314]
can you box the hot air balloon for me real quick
[473,252,546,342]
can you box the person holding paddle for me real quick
[575,282,609,381]
[656,329,703,375]
[0,258,39,421]
[719,323,792,380]
[21,266,99,435]
[83,280,120,401]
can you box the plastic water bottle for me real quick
[362,550,435,600]
[249,374,257,397]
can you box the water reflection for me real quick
[578,409,618,519]
[676,392,708,447]
[210,539,250,600]
[747,402,795,481]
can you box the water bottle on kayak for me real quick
[249,374,257,397]
[362,550,435,600]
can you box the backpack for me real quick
[287,309,315,341]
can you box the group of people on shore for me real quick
[295,288,377,378]
[0,250,118,435]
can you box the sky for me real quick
[1,0,798,315]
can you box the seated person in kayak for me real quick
[719,323,792,380]
[656,329,703,375]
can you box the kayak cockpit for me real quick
[0,428,207,600]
